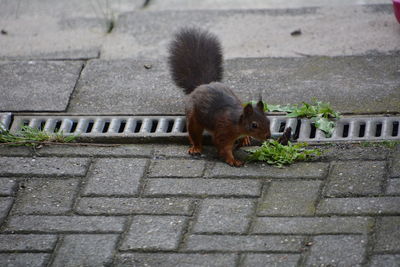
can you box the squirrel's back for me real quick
[168,28,223,94]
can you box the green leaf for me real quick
[246,140,321,167]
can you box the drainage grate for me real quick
[5,114,400,143]
[0,113,12,131]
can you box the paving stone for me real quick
[83,158,147,196]
[387,179,400,194]
[316,197,400,215]
[0,146,32,156]
[0,197,13,224]
[242,253,301,267]
[374,216,400,252]
[5,215,125,233]
[0,253,50,267]
[0,157,89,177]
[121,215,187,251]
[12,179,78,214]
[67,56,400,115]
[68,60,183,114]
[306,235,366,266]
[37,144,153,157]
[209,162,328,179]
[252,216,371,234]
[0,234,57,251]
[144,178,261,197]
[184,235,303,252]
[147,159,205,178]
[390,148,400,177]
[320,145,391,161]
[148,0,385,10]
[0,179,17,196]
[324,161,386,197]
[0,61,83,111]
[52,234,118,267]
[258,181,321,216]
[369,254,400,267]
[115,253,238,267]
[76,197,193,215]
[103,6,400,59]
[193,198,255,234]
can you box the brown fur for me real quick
[168,28,271,166]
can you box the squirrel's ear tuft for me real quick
[243,103,254,116]
[256,100,264,111]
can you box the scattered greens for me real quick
[246,99,341,137]
[246,139,321,168]
[0,124,76,147]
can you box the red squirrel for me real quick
[168,28,271,166]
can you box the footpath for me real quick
[0,0,399,266]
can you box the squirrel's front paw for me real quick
[226,159,244,167]
[188,146,202,155]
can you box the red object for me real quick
[394,0,400,23]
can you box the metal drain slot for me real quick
[6,114,400,143]
[0,113,12,131]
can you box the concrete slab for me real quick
[68,56,400,114]
[147,0,388,10]
[68,60,183,114]
[0,0,143,60]
[102,5,400,59]
[0,61,83,112]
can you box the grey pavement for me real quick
[1,0,400,266]
[0,144,399,267]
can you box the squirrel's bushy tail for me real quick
[168,27,223,94]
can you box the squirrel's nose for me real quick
[265,133,271,139]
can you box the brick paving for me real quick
[0,144,399,266]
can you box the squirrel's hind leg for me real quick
[187,114,204,155]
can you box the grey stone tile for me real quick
[193,198,255,233]
[76,197,193,215]
[5,215,125,233]
[390,149,400,178]
[148,159,205,178]
[121,215,187,251]
[0,197,13,224]
[115,253,238,267]
[374,217,400,252]
[12,179,79,214]
[252,217,371,234]
[52,234,118,267]
[242,253,300,267]
[0,234,57,251]
[147,0,386,10]
[0,157,89,177]
[144,178,261,197]
[83,158,147,196]
[324,161,386,197]
[258,181,321,216]
[320,145,390,161]
[0,253,50,267]
[387,179,400,194]
[306,235,366,266]
[68,60,183,114]
[369,254,400,267]
[184,235,303,252]
[104,7,400,60]
[0,61,83,111]
[37,144,153,157]
[209,162,328,179]
[316,197,400,215]
[0,179,17,196]
[0,146,32,156]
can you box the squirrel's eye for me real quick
[251,122,258,129]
